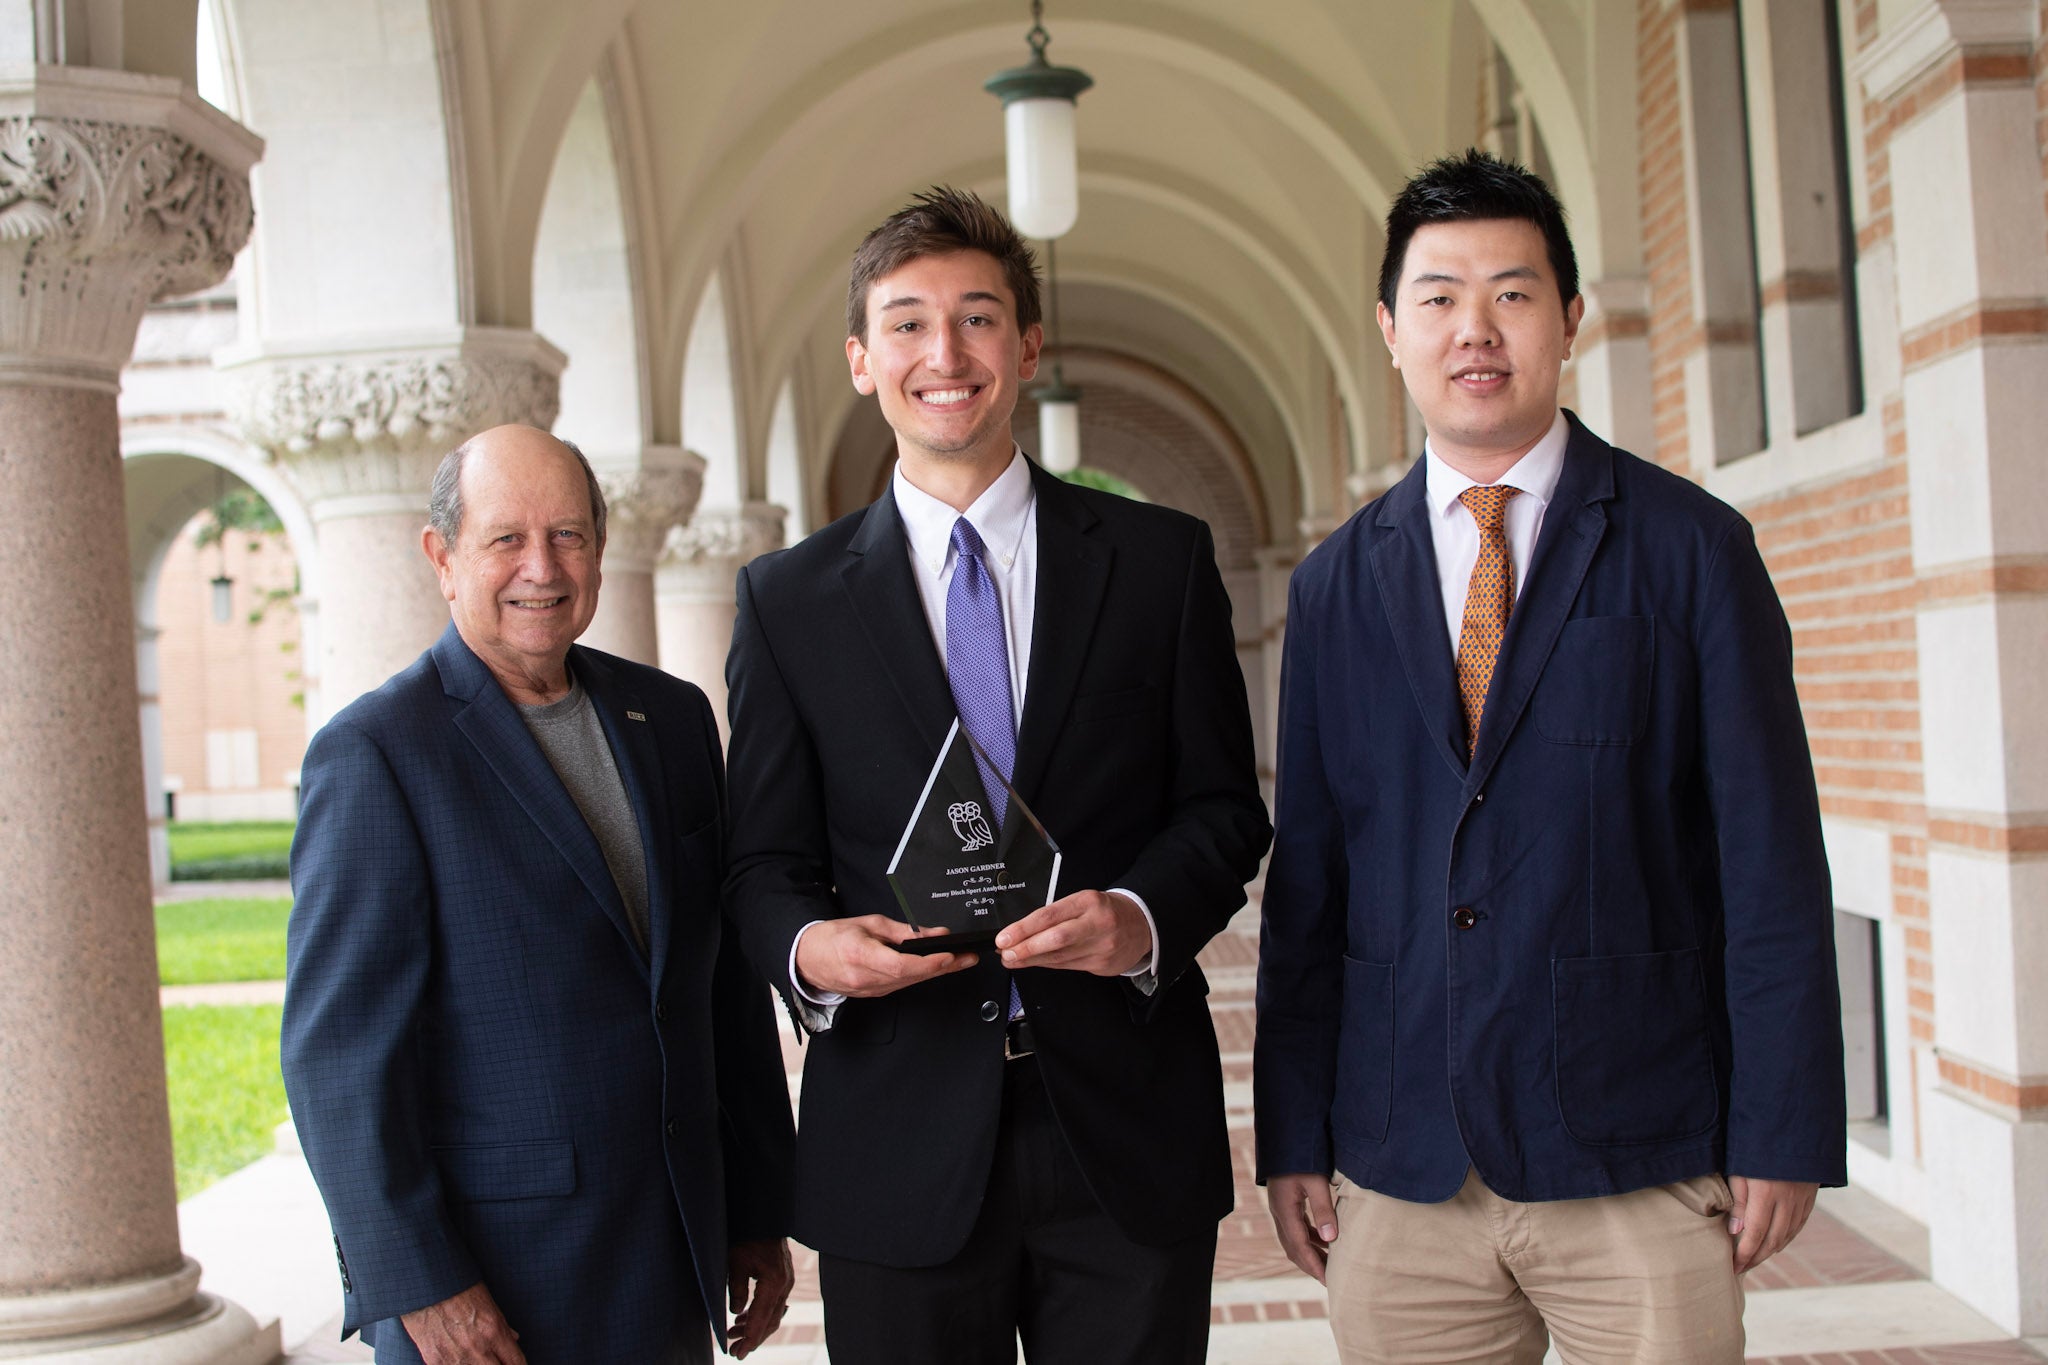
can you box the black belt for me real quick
[1003,1017,1038,1061]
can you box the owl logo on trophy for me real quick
[948,800,995,853]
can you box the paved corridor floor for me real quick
[178,900,2046,1363]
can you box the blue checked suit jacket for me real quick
[282,625,793,1362]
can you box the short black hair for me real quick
[1377,148,1578,316]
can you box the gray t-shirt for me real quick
[517,672,650,956]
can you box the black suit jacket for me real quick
[724,462,1271,1266]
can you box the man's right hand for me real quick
[401,1282,526,1365]
[794,915,979,998]
[1265,1173,1339,1284]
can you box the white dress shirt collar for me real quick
[1422,408,1570,521]
[892,448,1035,575]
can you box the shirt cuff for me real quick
[789,921,846,1030]
[1109,888,1160,996]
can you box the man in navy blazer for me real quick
[283,425,795,1364]
[1256,152,1845,1362]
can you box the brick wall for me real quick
[1635,0,1932,1062]
[2038,0,2048,256]
[1016,382,1265,571]
[156,515,310,820]
[1638,0,1694,479]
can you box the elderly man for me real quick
[282,424,795,1365]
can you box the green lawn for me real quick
[167,820,295,881]
[156,897,292,985]
[167,820,296,864]
[162,1004,289,1199]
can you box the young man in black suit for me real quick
[723,187,1270,1364]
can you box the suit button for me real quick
[1452,907,1477,930]
[654,1002,667,1022]
[665,1119,677,1137]
[979,1000,1000,1023]
[1472,791,1485,805]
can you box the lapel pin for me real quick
[626,710,647,722]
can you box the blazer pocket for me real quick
[1332,956,1394,1145]
[1551,948,1720,1146]
[1066,685,1164,726]
[434,1139,577,1202]
[1534,616,1652,746]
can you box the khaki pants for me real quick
[1325,1169,1744,1365]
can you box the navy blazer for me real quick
[1255,414,1846,1204]
[282,626,794,1362]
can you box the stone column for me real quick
[1858,0,2048,1335]
[656,501,785,732]
[582,448,704,666]
[222,330,565,721]
[1251,544,1302,795]
[0,68,275,1363]
[1570,276,1653,456]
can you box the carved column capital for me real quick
[659,501,787,598]
[598,447,706,574]
[0,70,260,388]
[219,328,567,516]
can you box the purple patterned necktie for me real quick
[945,517,1024,1021]
[946,518,1016,825]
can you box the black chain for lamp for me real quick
[1027,0,1049,61]
[1046,236,1067,356]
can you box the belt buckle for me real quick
[1003,1019,1035,1062]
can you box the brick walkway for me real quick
[230,897,2046,1362]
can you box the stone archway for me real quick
[123,427,320,886]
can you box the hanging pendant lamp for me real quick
[984,0,1092,240]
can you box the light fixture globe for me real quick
[1034,370,1083,474]
[985,6,1092,241]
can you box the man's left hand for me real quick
[726,1238,793,1358]
[1728,1176,1818,1274]
[996,890,1150,976]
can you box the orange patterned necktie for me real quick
[1456,485,1521,756]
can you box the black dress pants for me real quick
[818,1056,1216,1365]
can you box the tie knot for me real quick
[950,517,988,563]
[1459,484,1520,530]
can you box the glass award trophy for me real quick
[888,719,1061,953]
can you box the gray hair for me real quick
[427,427,608,549]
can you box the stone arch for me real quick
[533,73,646,462]
[1466,0,1642,280]
[681,270,749,510]
[122,424,318,883]
[764,377,809,540]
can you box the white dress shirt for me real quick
[791,451,1159,1024]
[1422,409,1570,655]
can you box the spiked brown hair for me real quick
[845,186,1042,340]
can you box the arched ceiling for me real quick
[195,0,1638,541]
[439,2,1637,520]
